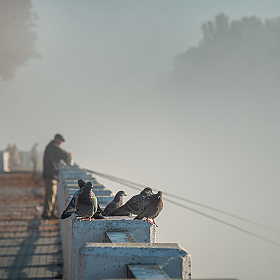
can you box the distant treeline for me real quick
[171,13,280,93]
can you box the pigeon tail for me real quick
[60,211,74,219]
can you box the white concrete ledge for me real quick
[71,217,157,280]
[78,243,191,280]
[58,166,191,280]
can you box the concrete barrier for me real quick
[58,166,102,279]
[78,243,191,280]
[58,165,192,280]
[71,217,156,280]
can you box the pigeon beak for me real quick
[123,193,127,196]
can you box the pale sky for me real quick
[1,1,280,279]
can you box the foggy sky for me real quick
[1,1,280,279]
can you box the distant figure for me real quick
[30,142,39,176]
[5,144,12,170]
[6,144,20,170]
[5,143,12,152]
[42,134,72,219]
[12,144,20,168]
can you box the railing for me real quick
[58,165,192,280]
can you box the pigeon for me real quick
[60,179,86,219]
[76,182,98,221]
[103,191,127,216]
[134,191,163,227]
[110,187,153,216]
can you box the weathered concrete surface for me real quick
[71,217,157,280]
[58,167,116,280]
[58,167,157,279]
[78,243,191,280]
[127,264,170,278]
[106,231,137,243]
[72,217,156,243]
[0,173,63,280]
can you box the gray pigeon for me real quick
[60,179,86,219]
[110,187,153,216]
[103,191,127,216]
[76,182,98,221]
[134,191,163,227]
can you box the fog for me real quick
[1,1,280,279]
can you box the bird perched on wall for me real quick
[60,179,86,219]
[134,191,163,227]
[110,187,153,217]
[103,191,127,216]
[76,181,98,221]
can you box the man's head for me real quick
[54,133,65,146]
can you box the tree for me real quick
[171,13,280,93]
[0,0,40,80]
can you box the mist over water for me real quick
[1,1,280,279]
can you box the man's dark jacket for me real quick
[43,141,69,180]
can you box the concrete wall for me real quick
[58,165,192,280]
[78,243,191,280]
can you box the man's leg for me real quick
[32,160,37,177]
[50,179,58,217]
[42,179,57,218]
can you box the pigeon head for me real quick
[156,191,163,198]
[140,187,153,197]
[82,182,95,198]
[77,179,86,188]
[115,191,127,201]
[80,182,93,193]
[85,182,93,189]
[116,190,127,197]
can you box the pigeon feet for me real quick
[80,218,94,221]
[146,218,158,227]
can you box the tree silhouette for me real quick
[171,13,280,93]
[0,0,40,80]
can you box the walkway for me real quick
[0,173,63,279]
